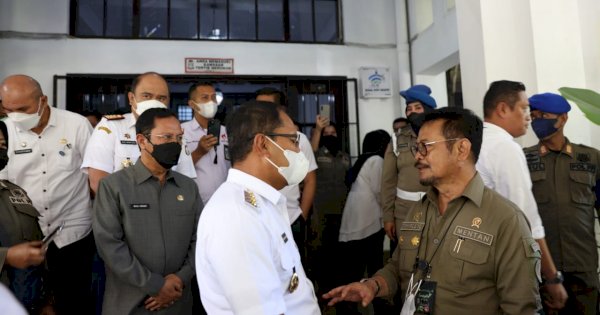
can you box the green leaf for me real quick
[558,87,600,125]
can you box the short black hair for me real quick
[81,110,101,120]
[188,82,214,100]
[255,87,287,106]
[135,108,178,135]
[393,117,409,125]
[131,71,163,93]
[226,100,283,164]
[483,80,526,118]
[422,107,483,163]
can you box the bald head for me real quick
[1,75,43,101]
[0,75,47,116]
[128,72,170,112]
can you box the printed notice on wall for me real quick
[185,58,234,74]
[359,67,392,98]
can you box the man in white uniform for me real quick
[182,82,230,204]
[196,100,319,315]
[82,72,195,196]
[476,80,567,311]
[0,74,94,314]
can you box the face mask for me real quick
[0,148,8,170]
[400,273,422,315]
[319,135,340,156]
[7,98,44,131]
[146,138,181,169]
[192,100,218,119]
[407,112,426,135]
[134,99,167,116]
[265,136,309,186]
[532,118,559,140]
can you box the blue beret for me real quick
[400,84,437,109]
[529,93,571,114]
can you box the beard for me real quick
[415,161,437,186]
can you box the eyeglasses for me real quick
[266,133,301,147]
[410,138,464,157]
[146,133,184,144]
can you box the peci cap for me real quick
[529,93,571,114]
[400,84,437,109]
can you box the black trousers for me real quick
[46,232,95,315]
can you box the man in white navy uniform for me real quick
[82,72,196,196]
[0,74,95,314]
[182,82,230,204]
[196,101,320,315]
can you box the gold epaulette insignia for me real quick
[244,190,257,207]
[98,126,112,134]
[103,114,125,120]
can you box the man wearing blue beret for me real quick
[381,85,436,279]
[524,92,600,315]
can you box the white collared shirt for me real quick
[0,107,93,248]
[476,122,545,239]
[339,155,383,242]
[81,113,196,178]
[279,132,318,223]
[196,169,320,315]
[181,118,230,204]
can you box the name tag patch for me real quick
[14,149,33,154]
[120,140,137,145]
[130,204,149,209]
[528,162,545,172]
[399,221,425,231]
[453,226,493,246]
[570,163,596,173]
[397,143,409,149]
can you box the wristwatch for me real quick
[360,278,381,295]
[544,271,564,285]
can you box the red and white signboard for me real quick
[185,58,234,74]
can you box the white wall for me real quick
[0,0,401,148]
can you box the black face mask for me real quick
[147,140,181,170]
[320,135,341,156]
[0,148,8,171]
[407,112,426,134]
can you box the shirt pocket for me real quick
[397,230,420,272]
[447,235,492,285]
[569,170,595,206]
[530,171,550,204]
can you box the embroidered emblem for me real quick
[59,138,68,144]
[399,235,404,243]
[177,195,184,201]
[413,212,422,221]
[98,126,112,134]
[121,158,133,168]
[471,217,482,229]
[124,133,131,139]
[411,236,420,246]
[244,190,257,207]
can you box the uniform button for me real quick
[45,207,48,210]
[433,238,440,245]
[43,189,47,192]
[42,171,46,174]
[47,224,50,226]
[41,153,45,157]
[38,136,42,139]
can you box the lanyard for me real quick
[413,199,468,278]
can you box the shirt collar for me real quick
[425,172,485,209]
[132,158,178,186]
[538,138,573,157]
[127,113,136,129]
[226,168,284,208]
[46,106,57,127]
[483,122,514,140]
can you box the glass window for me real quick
[200,0,228,39]
[257,0,284,41]
[314,0,338,42]
[139,0,168,38]
[76,0,104,36]
[289,0,314,41]
[178,105,193,122]
[229,0,256,40]
[106,0,133,37]
[170,0,198,39]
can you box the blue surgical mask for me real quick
[532,118,559,139]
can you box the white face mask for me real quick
[8,98,44,131]
[192,100,218,119]
[265,136,309,186]
[400,273,422,315]
[134,99,167,116]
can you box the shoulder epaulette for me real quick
[244,189,258,208]
[103,114,125,121]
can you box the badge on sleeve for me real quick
[99,126,112,134]
[288,267,299,293]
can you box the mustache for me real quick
[414,161,429,169]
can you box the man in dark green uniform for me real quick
[325,107,541,315]
[524,93,600,315]
[0,121,46,313]
[381,85,436,251]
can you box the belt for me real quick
[396,188,426,201]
